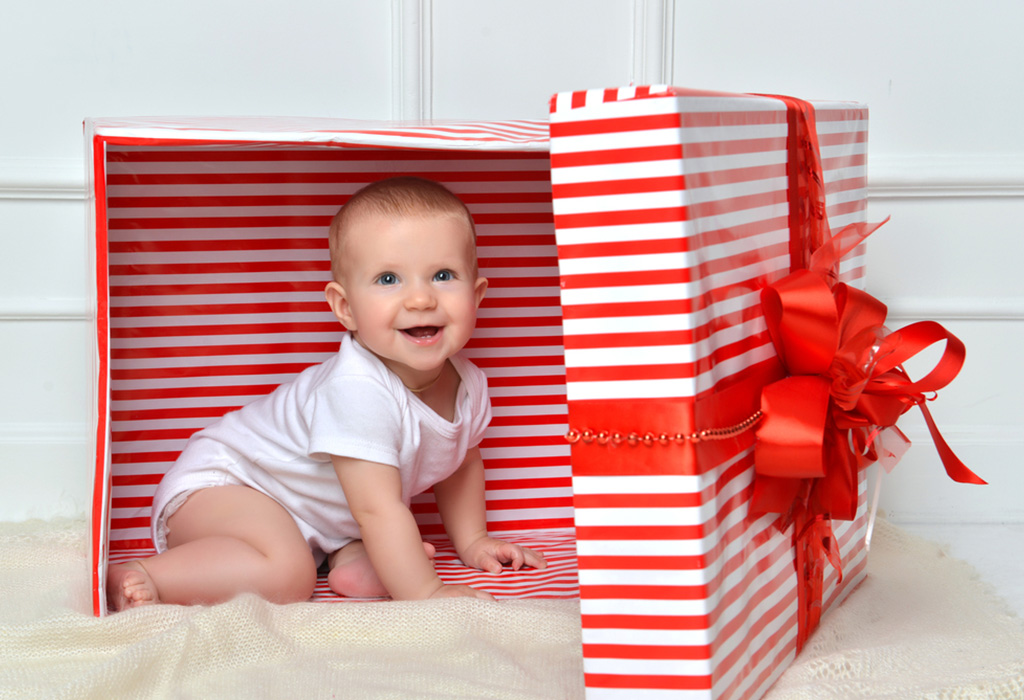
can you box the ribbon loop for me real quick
[754,266,984,504]
[762,270,838,376]
[756,376,830,479]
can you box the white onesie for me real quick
[151,333,492,563]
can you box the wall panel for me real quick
[431,0,634,119]
[865,196,1024,307]
[0,0,1021,525]
[874,316,1024,521]
[0,199,89,307]
[0,319,92,519]
[0,2,393,160]
[670,0,1024,524]
[671,0,1024,156]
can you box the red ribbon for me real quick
[753,223,985,521]
[751,94,984,651]
[794,513,844,645]
[754,222,986,651]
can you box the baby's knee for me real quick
[265,552,318,604]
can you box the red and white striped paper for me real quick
[549,87,869,700]
[87,118,580,613]
[88,91,873,700]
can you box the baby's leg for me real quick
[327,540,437,598]
[108,485,317,609]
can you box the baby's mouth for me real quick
[402,326,440,339]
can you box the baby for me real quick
[107,176,546,610]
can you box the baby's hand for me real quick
[461,537,548,575]
[428,584,494,602]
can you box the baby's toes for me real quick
[126,583,153,604]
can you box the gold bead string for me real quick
[565,410,763,447]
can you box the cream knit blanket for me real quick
[1,518,1022,699]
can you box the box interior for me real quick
[100,141,580,600]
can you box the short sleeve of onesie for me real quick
[305,375,404,467]
[454,356,492,449]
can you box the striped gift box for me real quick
[549,86,869,699]
[87,88,871,700]
[87,118,580,612]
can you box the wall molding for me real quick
[0,422,91,445]
[632,0,676,86]
[390,0,432,121]
[885,515,1024,526]
[899,424,1024,446]
[5,153,1024,202]
[1,295,1019,324]
[885,297,1024,322]
[0,298,92,321]
[869,154,1024,199]
[0,157,85,201]
[0,299,92,321]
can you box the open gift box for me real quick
[88,86,873,699]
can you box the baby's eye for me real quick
[376,273,399,286]
[433,269,455,282]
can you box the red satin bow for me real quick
[752,221,985,650]
[750,94,983,654]
[753,220,985,525]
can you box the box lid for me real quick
[85,116,550,151]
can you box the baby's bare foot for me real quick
[328,541,436,598]
[107,561,159,611]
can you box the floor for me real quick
[893,521,1024,617]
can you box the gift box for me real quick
[549,87,872,698]
[88,87,900,700]
[86,116,582,612]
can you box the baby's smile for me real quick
[402,326,441,340]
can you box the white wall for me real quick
[1,0,1021,524]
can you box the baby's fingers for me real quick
[519,545,547,570]
[479,551,505,574]
[495,542,547,571]
[431,584,494,602]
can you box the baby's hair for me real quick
[328,177,477,280]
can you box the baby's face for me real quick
[332,212,487,385]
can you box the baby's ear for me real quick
[474,276,488,309]
[325,281,357,330]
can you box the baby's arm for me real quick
[433,447,547,573]
[332,456,491,601]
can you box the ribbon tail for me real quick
[793,515,843,652]
[809,218,889,278]
[817,521,844,586]
[918,402,987,485]
[752,475,806,522]
[793,521,822,653]
[871,425,912,474]
[814,429,861,521]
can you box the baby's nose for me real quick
[404,281,437,309]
